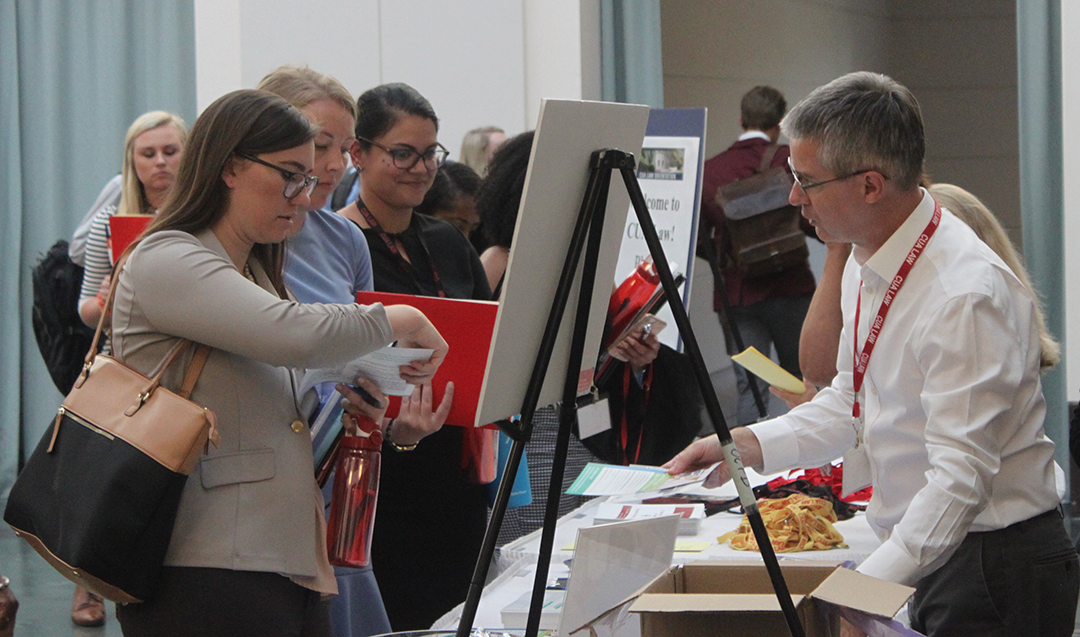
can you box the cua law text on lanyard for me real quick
[851,200,941,447]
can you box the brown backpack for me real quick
[715,144,808,278]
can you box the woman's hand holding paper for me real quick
[384,305,448,384]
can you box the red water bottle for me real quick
[326,416,382,567]
[607,256,661,345]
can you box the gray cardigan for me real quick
[111,229,394,593]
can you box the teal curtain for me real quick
[0,0,196,503]
[600,0,664,108]
[1016,0,1068,490]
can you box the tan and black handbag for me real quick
[4,263,219,603]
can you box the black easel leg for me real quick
[617,158,806,637]
[524,151,612,637]
[455,150,612,637]
[456,148,805,637]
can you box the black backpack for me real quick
[31,239,97,394]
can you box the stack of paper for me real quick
[500,589,565,630]
[566,462,714,496]
[592,502,706,536]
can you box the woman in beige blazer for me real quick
[110,89,446,637]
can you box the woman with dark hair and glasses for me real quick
[338,83,492,631]
[108,89,447,636]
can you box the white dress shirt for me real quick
[749,190,1062,586]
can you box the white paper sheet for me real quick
[566,462,716,496]
[298,346,433,397]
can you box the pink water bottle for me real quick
[326,417,382,568]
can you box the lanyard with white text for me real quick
[358,204,447,298]
[851,200,941,447]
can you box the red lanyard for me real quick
[358,204,446,298]
[619,363,653,465]
[851,201,941,444]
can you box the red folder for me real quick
[356,290,498,428]
[107,215,152,264]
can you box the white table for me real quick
[433,469,882,631]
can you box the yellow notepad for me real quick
[731,346,806,394]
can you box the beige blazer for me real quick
[111,229,394,592]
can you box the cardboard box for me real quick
[627,561,915,637]
[570,560,915,637]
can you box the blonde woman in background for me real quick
[928,183,1059,369]
[77,111,187,330]
[459,125,505,175]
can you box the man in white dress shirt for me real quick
[666,71,1078,637]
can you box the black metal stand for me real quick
[701,242,770,420]
[455,149,805,637]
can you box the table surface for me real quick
[432,468,882,631]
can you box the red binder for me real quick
[356,291,498,428]
[107,215,152,264]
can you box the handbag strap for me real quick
[81,253,213,403]
[82,259,124,372]
[756,144,780,174]
[179,345,212,400]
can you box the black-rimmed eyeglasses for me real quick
[358,137,449,171]
[236,152,319,199]
[787,157,878,192]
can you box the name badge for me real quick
[577,398,612,439]
[841,445,872,497]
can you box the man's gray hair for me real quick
[781,72,924,191]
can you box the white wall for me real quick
[193,0,598,159]
[1063,2,1079,397]
[522,0,603,127]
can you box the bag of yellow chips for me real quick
[718,493,847,553]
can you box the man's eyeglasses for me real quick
[236,152,319,199]
[787,157,876,192]
[358,137,449,171]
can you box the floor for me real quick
[1,526,123,636]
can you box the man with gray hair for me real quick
[666,72,1078,636]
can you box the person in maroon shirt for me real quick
[698,86,817,425]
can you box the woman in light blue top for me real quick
[259,66,445,637]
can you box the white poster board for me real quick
[476,99,650,426]
[560,515,680,637]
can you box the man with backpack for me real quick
[698,85,817,425]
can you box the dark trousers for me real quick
[909,509,1079,637]
[725,295,811,425]
[116,566,332,637]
